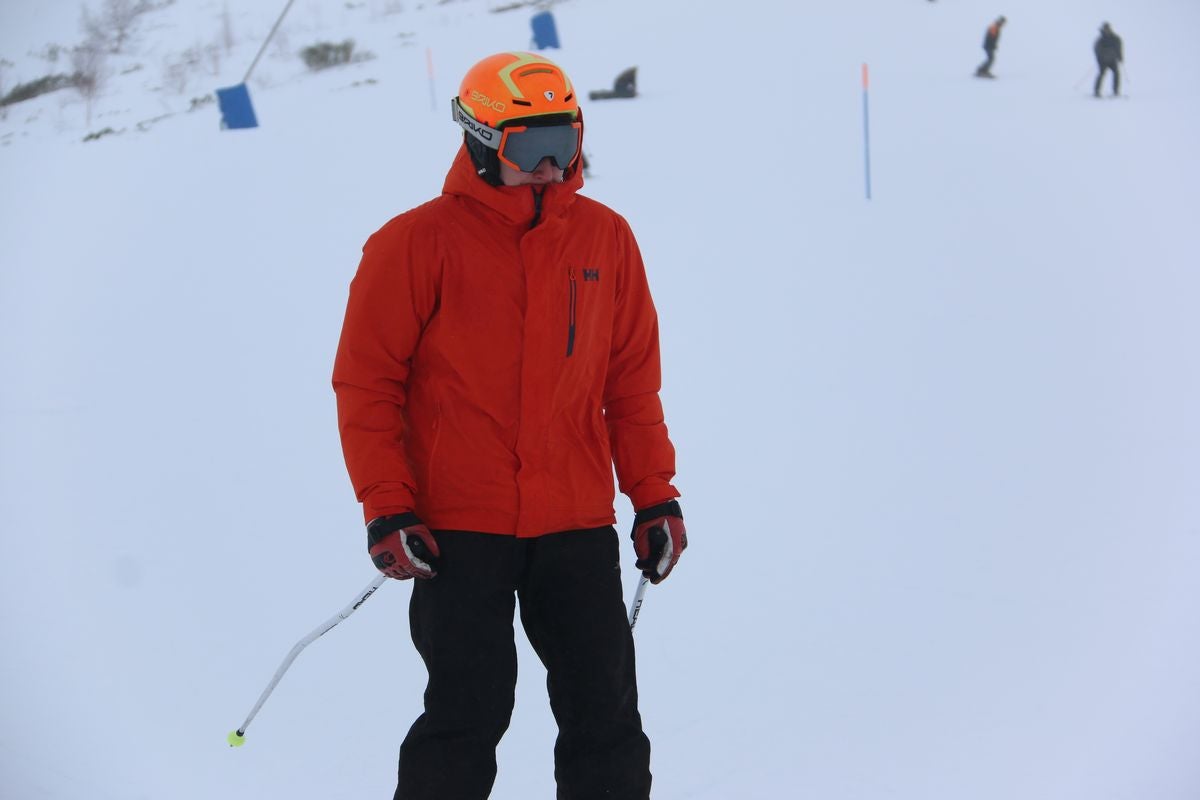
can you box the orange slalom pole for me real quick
[427,47,437,111]
[862,63,872,201]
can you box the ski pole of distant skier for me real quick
[861,63,872,201]
[628,575,650,630]
[228,573,387,747]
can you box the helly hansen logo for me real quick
[582,268,600,282]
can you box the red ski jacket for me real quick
[333,145,679,535]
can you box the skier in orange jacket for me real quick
[333,51,685,800]
[975,15,1007,78]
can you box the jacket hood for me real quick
[442,143,585,227]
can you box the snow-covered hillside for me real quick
[2,1,1199,798]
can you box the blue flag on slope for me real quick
[531,11,560,49]
[216,84,259,130]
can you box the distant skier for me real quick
[588,66,638,101]
[1093,22,1124,98]
[975,15,1007,78]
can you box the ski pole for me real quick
[628,575,650,630]
[228,573,387,747]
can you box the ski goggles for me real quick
[452,98,582,172]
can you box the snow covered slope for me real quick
[2,0,1199,798]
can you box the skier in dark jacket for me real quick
[975,16,1007,78]
[1094,22,1124,97]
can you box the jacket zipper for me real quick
[530,187,543,229]
[566,268,577,357]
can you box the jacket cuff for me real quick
[628,482,680,513]
[361,486,417,524]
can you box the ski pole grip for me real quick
[648,526,667,549]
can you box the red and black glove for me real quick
[367,512,441,580]
[630,500,686,584]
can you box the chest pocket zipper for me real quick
[566,268,577,357]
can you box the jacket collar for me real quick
[441,144,584,227]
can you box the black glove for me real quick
[367,513,441,580]
[630,500,687,584]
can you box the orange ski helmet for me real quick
[457,51,578,126]
[453,51,583,184]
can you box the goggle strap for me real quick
[451,98,501,151]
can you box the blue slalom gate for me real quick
[531,11,560,49]
[216,83,259,129]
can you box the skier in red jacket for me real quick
[333,51,686,800]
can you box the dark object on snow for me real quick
[216,83,259,130]
[588,67,637,100]
[1093,22,1124,97]
[530,10,560,49]
[0,73,77,108]
[300,40,355,71]
[974,15,1006,78]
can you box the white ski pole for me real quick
[228,573,387,746]
[628,575,650,630]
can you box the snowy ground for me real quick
[3,0,1199,798]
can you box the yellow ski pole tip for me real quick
[228,730,246,747]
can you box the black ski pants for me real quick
[394,527,652,800]
[1095,60,1120,96]
[976,47,997,75]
